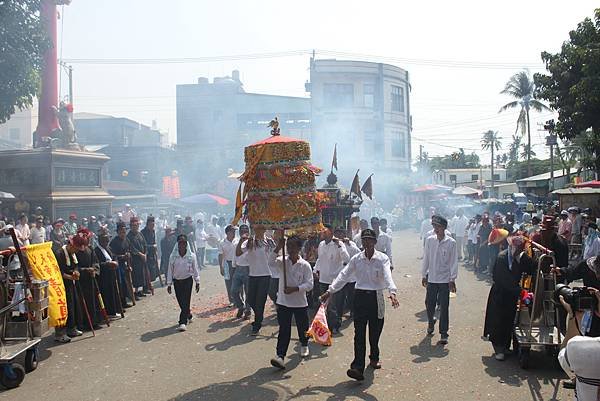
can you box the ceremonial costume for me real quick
[127,221,148,291]
[95,243,120,316]
[75,245,100,330]
[141,218,159,281]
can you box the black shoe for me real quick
[427,319,436,336]
[122,303,133,309]
[236,309,244,319]
[92,324,102,330]
[139,291,147,297]
[562,379,576,389]
[346,368,364,381]
[134,295,141,301]
[67,329,83,337]
[143,290,152,295]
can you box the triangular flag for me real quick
[350,170,362,199]
[331,144,338,172]
[361,174,373,200]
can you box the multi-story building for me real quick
[74,113,164,147]
[433,168,508,187]
[0,103,36,149]
[306,59,412,173]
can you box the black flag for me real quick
[350,170,361,199]
[361,174,373,200]
[331,144,338,172]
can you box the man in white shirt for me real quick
[195,219,207,268]
[232,224,251,319]
[166,234,200,332]
[268,235,314,369]
[205,216,221,248]
[352,219,369,249]
[237,227,274,336]
[334,226,361,318]
[30,217,46,245]
[449,208,469,261]
[420,207,436,246]
[15,214,31,246]
[380,218,393,236]
[321,229,399,381]
[422,215,458,345]
[218,225,237,306]
[371,217,393,270]
[314,224,350,334]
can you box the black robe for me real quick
[109,236,131,302]
[160,234,177,275]
[127,230,147,289]
[95,246,120,316]
[75,247,100,329]
[141,226,158,281]
[483,250,535,349]
[563,259,600,289]
[54,247,81,330]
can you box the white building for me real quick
[433,168,508,187]
[306,59,412,172]
[0,102,36,149]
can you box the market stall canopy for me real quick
[574,180,600,188]
[412,184,452,193]
[0,190,15,199]
[180,193,229,206]
[452,186,482,196]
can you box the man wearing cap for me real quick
[314,224,350,334]
[569,206,583,245]
[320,228,399,381]
[558,210,572,242]
[127,216,148,299]
[30,216,46,245]
[484,235,536,360]
[110,222,133,307]
[65,213,78,237]
[74,228,101,331]
[167,234,200,332]
[422,215,458,345]
[141,216,160,282]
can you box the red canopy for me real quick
[249,135,305,146]
[574,180,600,188]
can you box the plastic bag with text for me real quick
[306,303,332,346]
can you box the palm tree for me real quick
[481,130,502,197]
[499,70,551,177]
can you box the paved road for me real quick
[1,230,569,400]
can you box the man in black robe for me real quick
[484,235,536,360]
[127,216,148,298]
[160,227,176,283]
[141,216,159,282]
[110,222,133,306]
[95,233,121,317]
[74,229,101,331]
[53,240,82,342]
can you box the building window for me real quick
[391,85,404,112]
[493,174,500,180]
[471,174,478,181]
[323,83,354,107]
[363,84,374,108]
[391,131,406,158]
[449,174,457,182]
[8,128,20,141]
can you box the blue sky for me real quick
[58,0,596,160]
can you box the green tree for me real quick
[481,130,502,195]
[499,70,551,177]
[535,9,600,176]
[0,0,49,123]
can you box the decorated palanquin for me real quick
[233,134,326,233]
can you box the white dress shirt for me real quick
[218,238,237,264]
[314,240,350,284]
[467,223,480,243]
[268,253,313,308]
[241,239,273,277]
[343,240,361,283]
[328,250,397,295]
[583,236,600,260]
[421,233,458,283]
[450,216,469,238]
[375,231,393,262]
[167,252,200,285]
[352,232,363,249]
[420,218,432,240]
[195,227,207,248]
[30,226,46,245]
[16,223,31,246]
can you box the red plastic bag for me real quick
[306,303,332,346]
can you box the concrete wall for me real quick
[0,103,36,148]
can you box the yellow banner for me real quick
[25,242,68,327]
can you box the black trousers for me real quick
[351,289,384,373]
[276,304,309,358]
[173,277,193,325]
[268,277,279,303]
[343,282,356,315]
[64,280,78,330]
[319,282,344,330]
[247,275,270,330]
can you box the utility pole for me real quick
[544,120,557,192]
[68,65,73,104]
[491,137,495,198]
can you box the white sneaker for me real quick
[494,352,505,361]
[300,346,309,358]
[270,356,285,370]
[177,324,187,332]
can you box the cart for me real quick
[0,228,49,388]
[512,243,563,369]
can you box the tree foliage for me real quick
[535,9,600,175]
[428,148,480,170]
[0,0,49,123]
